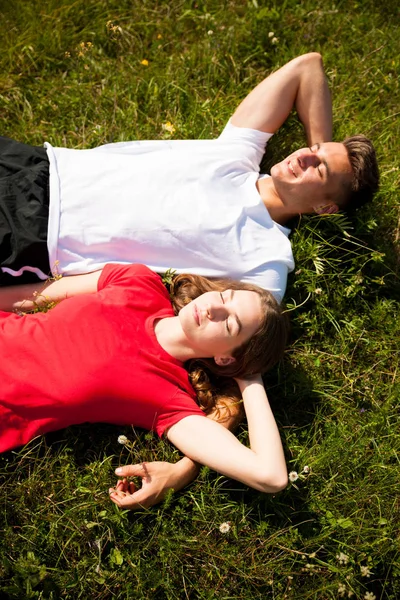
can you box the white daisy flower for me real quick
[219,522,231,534]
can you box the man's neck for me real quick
[256,177,292,226]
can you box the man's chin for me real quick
[270,163,280,178]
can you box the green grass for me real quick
[0,0,399,598]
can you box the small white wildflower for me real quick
[336,552,349,565]
[303,465,310,473]
[207,30,214,35]
[289,471,299,482]
[315,288,322,295]
[360,565,373,577]
[219,522,231,534]
[117,435,128,445]
[364,593,376,600]
[338,583,346,597]
[271,37,279,45]
[268,31,274,38]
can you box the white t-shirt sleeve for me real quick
[219,120,273,145]
[240,261,288,304]
[218,122,290,303]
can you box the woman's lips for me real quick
[193,304,200,325]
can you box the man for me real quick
[0,53,379,312]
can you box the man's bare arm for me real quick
[231,52,332,145]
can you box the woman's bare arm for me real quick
[167,375,288,493]
[110,381,286,510]
[109,398,243,510]
[0,271,102,312]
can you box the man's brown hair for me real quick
[342,134,380,211]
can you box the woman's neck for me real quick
[154,316,197,362]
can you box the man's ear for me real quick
[214,355,236,366]
[313,203,339,215]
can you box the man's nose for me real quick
[297,149,320,169]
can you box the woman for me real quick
[0,263,289,507]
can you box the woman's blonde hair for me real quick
[168,273,289,422]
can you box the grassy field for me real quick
[0,0,399,598]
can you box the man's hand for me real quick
[109,458,200,510]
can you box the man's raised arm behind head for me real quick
[231,52,332,145]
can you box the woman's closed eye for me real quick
[220,292,232,335]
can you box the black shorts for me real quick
[0,136,51,286]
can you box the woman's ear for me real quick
[214,356,236,366]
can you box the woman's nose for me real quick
[205,303,226,321]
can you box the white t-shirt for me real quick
[45,122,294,302]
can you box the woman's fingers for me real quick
[109,477,137,499]
[114,463,149,480]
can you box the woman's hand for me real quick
[109,458,199,510]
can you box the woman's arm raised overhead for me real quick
[109,396,244,510]
[0,270,102,312]
[167,375,288,493]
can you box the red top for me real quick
[0,264,205,452]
